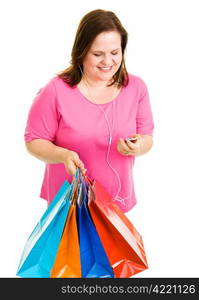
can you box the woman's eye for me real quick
[93,53,118,57]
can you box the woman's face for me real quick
[82,31,123,83]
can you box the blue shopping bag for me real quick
[77,174,114,278]
[16,178,75,278]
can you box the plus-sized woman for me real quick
[24,9,154,213]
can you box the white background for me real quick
[0,0,199,278]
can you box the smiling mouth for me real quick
[98,66,113,71]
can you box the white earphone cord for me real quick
[79,66,133,206]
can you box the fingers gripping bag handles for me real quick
[84,174,148,278]
[77,172,114,278]
[16,179,73,278]
[50,169,82,278]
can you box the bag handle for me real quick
[70,168,82,204]
[81,170,93,186]
[79,169,97,203]
[70,168,96,204]
[77,168,96,202]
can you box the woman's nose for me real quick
[102,55,113,66]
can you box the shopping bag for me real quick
[16,179,73,278]
[50,177,81,278]
[77,173,114,278]
[86,176,148,278]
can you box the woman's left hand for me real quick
[117,134,142,156]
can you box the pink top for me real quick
[24,73,154,212]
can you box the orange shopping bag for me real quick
[50,178,81,278]
[86,176,148,278]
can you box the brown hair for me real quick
[56,9,129,88]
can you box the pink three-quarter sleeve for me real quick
[136,80,154,136]
[24,79,60,142]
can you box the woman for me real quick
[24,9,154,213]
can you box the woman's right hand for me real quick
[63,150,87,176]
